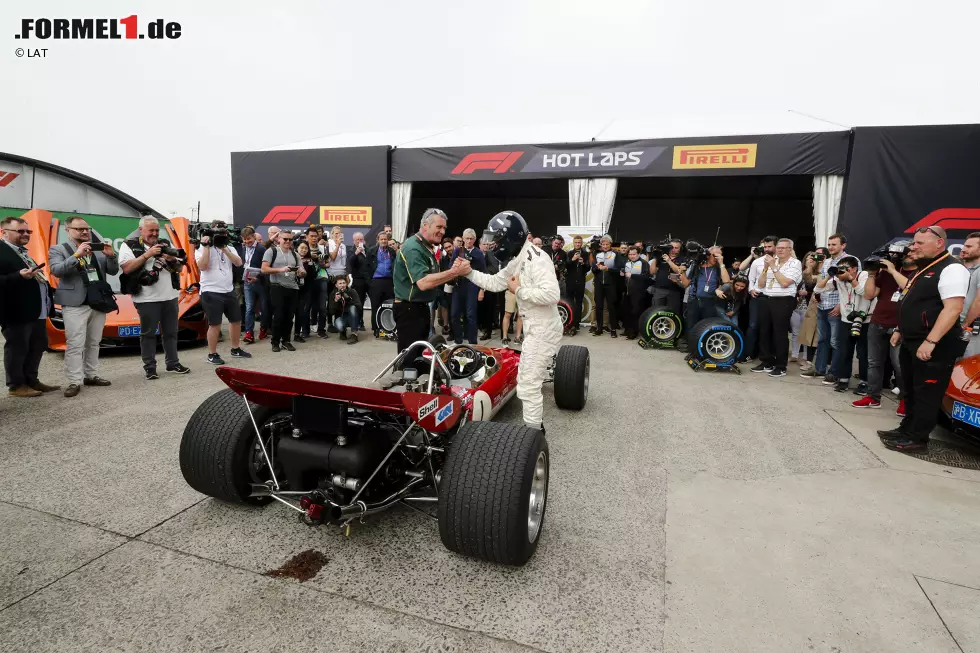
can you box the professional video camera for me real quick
[584,234,603,253]
[187,222,242,249]
[684,240,708,267]
[863,239,911,271]
[648,238,674,260]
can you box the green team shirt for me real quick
[394,233,440,303]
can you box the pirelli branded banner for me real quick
[837,125,980,256]
[391,132,849,182]
[230,146,390,237]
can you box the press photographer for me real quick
[350,231,371,332]
[621,246,650,339]
[649,238,686,318]
[118,216,191,379]
[740,235,778,361]
[261,231,306,352]
[195,220,249,365]
[549,236,567,289]
[678,245,731,324]
[329,277,362,344]
[814,255,869,392]
[563,236,589,336]
[851,240,914,410]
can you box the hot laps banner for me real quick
[230,146,390,239]
[838,125,980,256]
[391,132,848,182]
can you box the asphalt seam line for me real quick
[915,575,980,593]
[134,538,552,653]
[0,497,131,539]
[823,409,888,466]
[913,574,964,653]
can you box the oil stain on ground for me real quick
[264,550,330,582]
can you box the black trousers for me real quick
[593,283,617,331]
[295,284,315,336]
[758,295,796,369]
[567,282,585,329]
[368,277,395,333]
[352,278,368,328]
[269,285,298,345]
[3,319,47,388]
[900,338,965,440]
[478,290,497,333]
[135,298,180,373]
[623,289,650,337]
[395,301,431,353]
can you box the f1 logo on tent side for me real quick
[451,152,524,175]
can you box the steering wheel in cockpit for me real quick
[445,344,484,379]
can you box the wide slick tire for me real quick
[639,307,683,346]
[439,422,549,566]
[553,344,589,410]
[179,388,277,505]
[688,317,743,366]
[557,300,574,331]
[377,299,397,334]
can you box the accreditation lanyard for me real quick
[701,267,713,292]
[900,253,949,299]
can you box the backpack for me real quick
[63,243,118,313]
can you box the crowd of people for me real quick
[2,210,978,451]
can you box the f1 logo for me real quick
[0,171,20,187]
[261,205,317,225]
[450,151,524,175]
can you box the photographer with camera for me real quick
[565,236,589,336]
[753,238,803,377]
[810,234,853,383]
[328,277,362,344]
[850,241,914,410]
[118,216,191,379]
[366,231,395,337]
[678,245,730,325]
[238,227,268,344]
[813,255,869,392]
[349,232,370,332]
[261,231,306,351]
[621,246,650,339]
[592,235,621,338]
[955,232,980,358]
[49,216,118,396]
[293,241,319,342]
[716,273,750,325]
[315,226,348,335]
[195,220,249,365]
[649,238,688,328]
[737,236,778,361]
[550,236,567,292]
[450,229,486,345]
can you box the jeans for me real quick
[688,297,726,326]
[815,308,842,376]
[867,323,903,400]
[243,280,266,333]
[832,323,869,386]
[451,283,479,343]
[334,304,360,333]
[135,299,180,373]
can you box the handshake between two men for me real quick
[450,257,521,293]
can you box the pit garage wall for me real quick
[230,146,390,242]
[837,124,980,256]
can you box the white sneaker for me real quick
[891,386,901,396]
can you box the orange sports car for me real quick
[20,209,208,350]
[941,354,980,447]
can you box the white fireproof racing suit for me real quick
[466,240,562,428]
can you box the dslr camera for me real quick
[847,310,868,337]
[752,245,765,257]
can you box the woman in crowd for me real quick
[794,250,821,373]
[293,241,318,342]
[717,273,750,326]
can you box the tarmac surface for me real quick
[1,327,979,652]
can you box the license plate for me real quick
[951,401,980,429]
[117,325,160,337]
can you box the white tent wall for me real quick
[813,175,844,247]
[391,182,412,242]
[568,178,618,232]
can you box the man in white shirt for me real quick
[878,225,969,451]
[194,220,250,365]
[815,256,871,393]
[738,235,778,362]
[118,216,190,380]
[752,237,803,377]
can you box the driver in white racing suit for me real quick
[452,211,562,431]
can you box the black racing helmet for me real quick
[486,210,528,262]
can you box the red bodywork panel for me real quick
[214,345,522,417]
[942,354,980,414]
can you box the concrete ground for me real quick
[1,327,979,652]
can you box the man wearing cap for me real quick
[392,209,468,352]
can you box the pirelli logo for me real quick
[672,144,757,169]
[320,206,373,226]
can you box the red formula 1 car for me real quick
[179,338,590,566]
[941,354,980,448]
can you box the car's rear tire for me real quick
[553,344,589,410]
[179,388,278,505]
[557,300,574,331]
[640,307,683,346]
[439,422,549,566]
[687,317,743,366]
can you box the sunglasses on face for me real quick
[915,226,944,238]
[4,228,32,234]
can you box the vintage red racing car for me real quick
[179,338,590,565]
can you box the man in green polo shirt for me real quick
[393,208,465,351]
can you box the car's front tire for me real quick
[438,422,549,566]
[553,344,589,410]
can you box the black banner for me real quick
[230,146,390,238]
[838,125,980,256]
[391,132,848,182]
